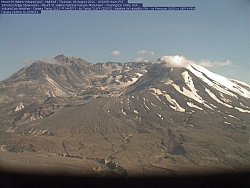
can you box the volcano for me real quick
[0,55,249,177]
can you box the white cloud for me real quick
[198,60,233,67]
[158,55,234,69]
[159,55,190,68]
[110,50,122,56]
[36,58,63,65]
[134,57,148,63]
[138,50,155,55]
[22,59,36,64]
[23,58,61,64]
[23,58,64,65]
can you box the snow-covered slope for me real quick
[159,55,250,99]
[130,55,250,114]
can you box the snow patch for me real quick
[209,103,218,109]
[164,93,185,112]
[151,103,157,107]
[143,98,150,110]
[150,88,166,105]
[157,112,164,120]
[187,102,203,110]
[15,102,25,112]
[105,76,139,89]
[188,66,236,97]
[228,114,240,120]
[189,64,250,98]
[205,88,232,108]
[219,93,232,103]
[134,109,139,114]
[135,73,143,77]
[160,71,204,104]
[231,79,250,88]
[182,71,191,85]
[150,88,185,112]
[121,108,126,116]
[172,82,204,104]
[240,102,250,109]
[234,107,250,113]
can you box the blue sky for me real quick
[0,0,249,82]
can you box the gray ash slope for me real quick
[0,55,250,176]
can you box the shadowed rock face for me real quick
[0,55,249,177]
